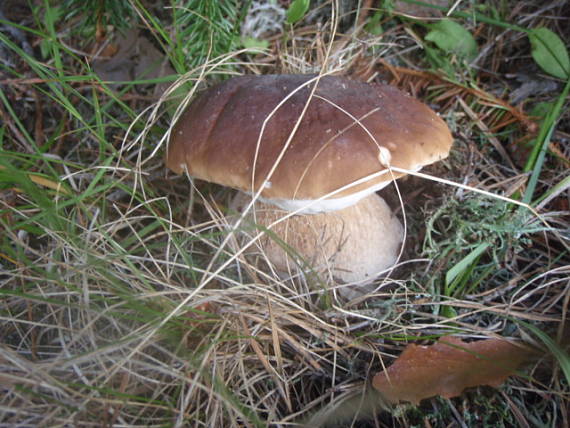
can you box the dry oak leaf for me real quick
[372,336,533,405]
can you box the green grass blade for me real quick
[445,242,490,291]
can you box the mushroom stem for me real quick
[231,192,403,297]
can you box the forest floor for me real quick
[1,1,569,427]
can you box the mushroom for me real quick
[166,74,452,296]
[230,191,403,287]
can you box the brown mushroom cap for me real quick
[167,74,452,212]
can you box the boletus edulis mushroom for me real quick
[166,74,453,297]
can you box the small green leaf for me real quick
[529,27,570,79]
[286,0,310,24]
[365,10,383,35]
[441,305,458,319]
[425,19,477,60]
[240,36,269,51]
[445,243,490,288]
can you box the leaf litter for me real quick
[372,336,537,405]
[92,28,174,96]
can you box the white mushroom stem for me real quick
[231,192,403,296]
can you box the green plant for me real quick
[422,195,546,302]
[286,0,310,24]
[60,0,134,39]
[172,0,246,70]
[425,19,478,61]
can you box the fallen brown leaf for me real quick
[93,28,174,96]
[372,336,535,405]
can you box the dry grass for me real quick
[1,0,569,427]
